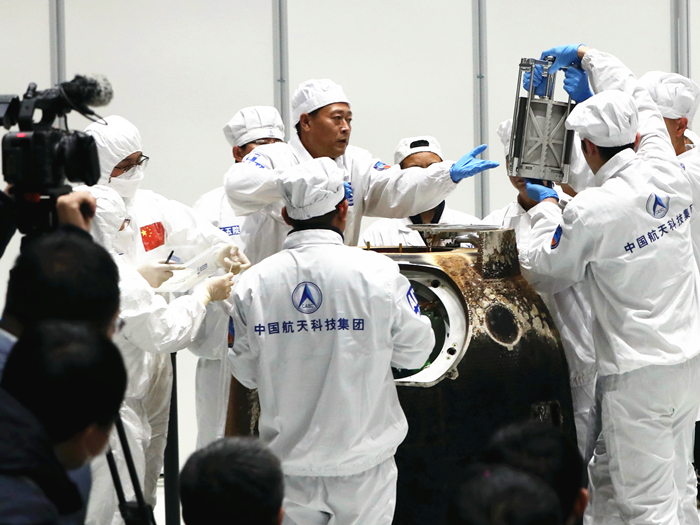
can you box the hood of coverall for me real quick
[77,184,137,258]
[84,115,144,199]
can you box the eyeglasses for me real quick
[248,138,281,146]
[114,154,149,174]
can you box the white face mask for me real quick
[108,165,144,200]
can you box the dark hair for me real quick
[482,422,583,520]
[581,139,635,163]
[285,200,344,230]
[4,227,120,334]
[448,464,562,525]
[294,108,321,137]
[1,320,126,443]
[410,139,431,148]
[180,438,284,525]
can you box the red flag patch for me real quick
[140,222,165,252]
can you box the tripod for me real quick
[105,415,157,525]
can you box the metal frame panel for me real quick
[49,0,66,86]
[671,0,690,77]
[472,0,489,218]
[273,0,291,140]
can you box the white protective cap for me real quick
[394,136,443,165]
[280,158,346,220]
[565,91,639,147]
[223,106,285,147]
[497,119,513,159]
[84,115,142,186]
[291,79,350,125]
[638,71,700,125]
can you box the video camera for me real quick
[0,75,112,235]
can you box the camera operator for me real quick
[0,320,127,524]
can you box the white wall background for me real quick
[287,0,477,217]
[64,0,275,204]
[0,0,694,521]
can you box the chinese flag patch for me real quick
[140,222,165,251]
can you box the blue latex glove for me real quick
[523,65,550,97]
[343,181,354,205]
[525,179,559,202]
[563,66,593,102]
[450,145,500,182]
[540,44,584,74]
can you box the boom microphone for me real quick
[60,74,113,113]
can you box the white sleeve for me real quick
[187,301,230,359]
[520,200,596,285]
[358,155,457,218]
[118,265,207,354]
[517,204,578,295]
[582,48,676,160]
[225,147,287,215]
[228,278,258,389]
[389,271,435,369]
[518,256,578,296]
[159,197,232,260]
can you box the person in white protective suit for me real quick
[85,115,250,456]
[225,78,499,264]
[638,72,700,159]
[521,44,700,525]
[85,115,246,273]
[638,72,700,264]
[637,70,700,505]
[228,158,435,525]
[84,112,250,486]
[359,136,481,247]
[481,119,596,459]
[190,106,284,449]
[83,184,238,525]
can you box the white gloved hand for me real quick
[137,259,186,288]
[192,273,235,306]
[216,244,252,275]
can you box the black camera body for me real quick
[2,128,100,190]
[1,76,111,235]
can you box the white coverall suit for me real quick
[228,228,435,525]
[672,124,700,525]
[520,49,700,525]
[359,206,481,247]
[84,187,211,525]
[483,194,596,457]
[190,185,246,449]
[225,134,459,263]
[84,117,235,523]
[678,145,700,273]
